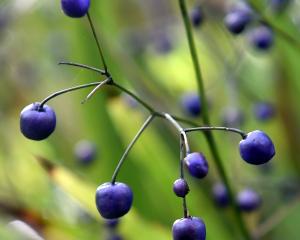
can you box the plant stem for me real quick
[185,127,247,139]
[111,115,155,184]
[180,136,189,218]
[59,62,106,75]
[178,0,251,239]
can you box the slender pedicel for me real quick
[59,61,106,75]
[185,126,247,139]
[82,77,112,104]
[180,136,189,218]
[111,115,155,184]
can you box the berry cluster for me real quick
[19,1,278,240]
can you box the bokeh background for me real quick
[1,0,300,239]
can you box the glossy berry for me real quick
[212,183,229,208]
[224,4,253,34]
[20,103,56,141]
[105,219,119,229]
[254,102,275,121]
[239,130,275,165]
[190,6,204,27]
[74,140,97,165]
[173,179,190,198]
[221,107,244,128]
[249,25,274,50]
[172,217,206,240]
[61,0,90,18]
[181,93,201,117]
[237,188,261,212]
[95,182,133,219]
[184,153,209,179]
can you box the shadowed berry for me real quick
[172,217,206,240]
[184,153,209,179]
[249,25,274,50]
[237,188,261,212]
[61,0,90,18]
[239,130,275,165]
[95,182,133,219]
[181,93,201,117]
[269,0,291,13]
[153,31,173,54]
[20,103,56,141]
[212,183,229,208]
[190,6,204,27]
[173,178,190,197]
[74,140,97,165]
[221,107,244,128]
[105,219,119,229]
[224,3,253,34]
[254,102,275,121]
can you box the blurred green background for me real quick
[0,0,300,239]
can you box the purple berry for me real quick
[181,93,201,117]
[20,103,56,141]
[172,217,206,240]
[249,25,274,50]
[153,32,173,54]
[269,0,291,12]
[184,153,209,179]
[237,188,261,212]
[239,130,275,165]
[190,6,204,27]
[212,183,229,207]
[74,140,97,165]
[107,235,123,240]
[61,0,90,18]
[95,182,133,219]
[254,102,275,121]
[173,179,190,198]
[105,219,119,229]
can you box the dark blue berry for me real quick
[239,130,275,165]
[61,0,90,18]
[181,93,201,117]
[212,183,229,208]
[105,219,119,229]
[254,102,275,121]
[74,140,97,165]
[249,25,274,50]
[20,103,56,141]
[190,6,204,27]
[173,179,190,198]
[237,188,261,212]
[172,217,206,240]
[221,107,244,128]
[184,153,209,179]
[153,31,173,54]
[95,182,133,219]
[224,4,253,34]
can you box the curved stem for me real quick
[185,127,247,139]
[39,81,103,108]
[178,1,251,239]
[180,136,189,218]
[82,77,112,103]
[111,115,155,184]
[59,61,106,75]
[86,12,109,73]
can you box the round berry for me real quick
[221,107,244,128]
[184,153,209,179]
[237,188,261,212]
[173,179,190,198]
[95,182,133,219]
[249,25,274,50]
[74,140,97,165]
[212,183,229,208]
[239,130,275,165]
[105,219,119,229]
[20,103,56,141]
[181,93,201,117]
[190,6,204,27]
[61,0,90,18]
[172,217,206,240]
[153,31,173,54]
[253,102,275,121]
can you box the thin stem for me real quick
[59,61,106,75]
[82,77,112,104]
[86,12,109,73]
[180,136,189,218]
[112,82,155,113]
[178,1,251,239]
[185,126,247,139]
[39,81,103,108]
[111,115,155,184]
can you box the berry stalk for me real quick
[178,0,251,239]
